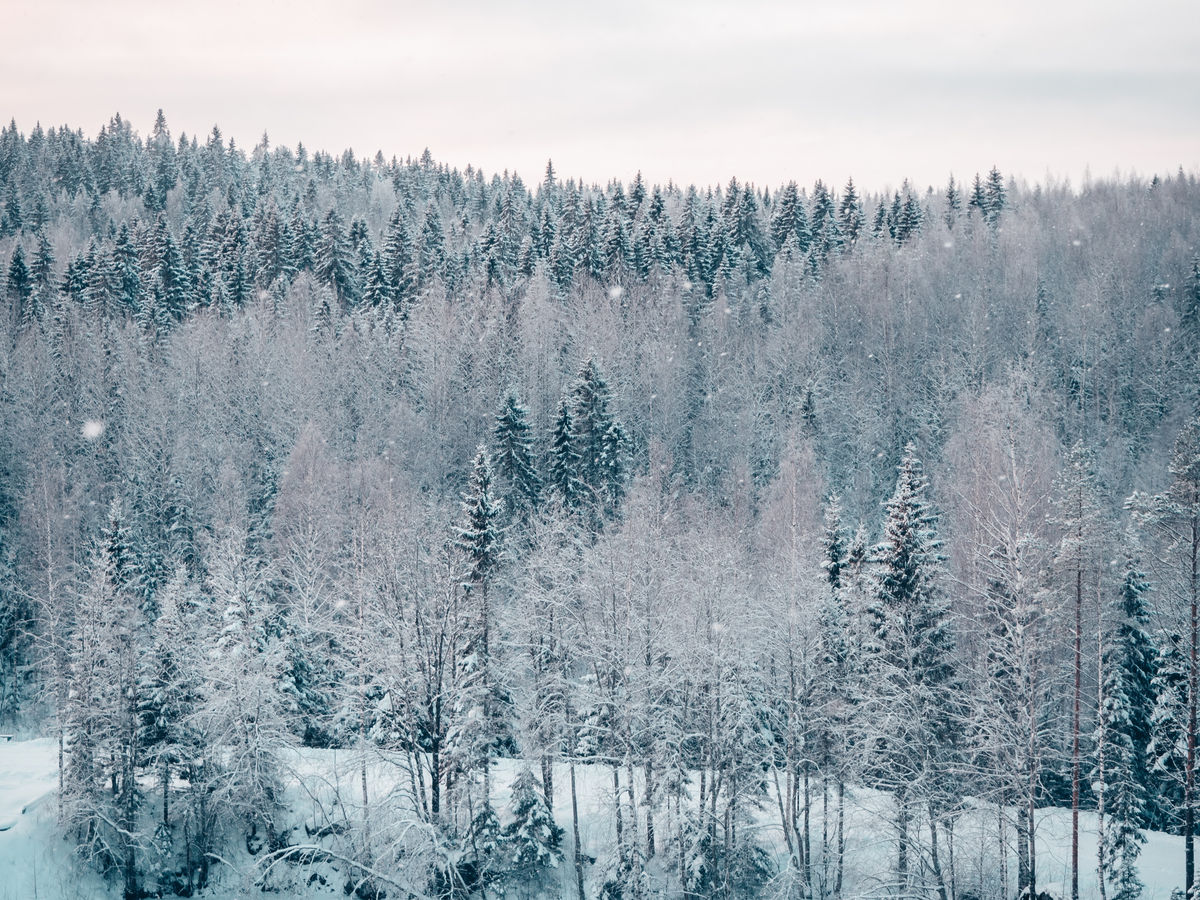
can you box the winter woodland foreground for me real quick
[0,739,1184,900]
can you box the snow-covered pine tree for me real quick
[1130,415,1200,898]
[137,562,205,874]
[816,493,855,895]
[316,208,358,306]
[944,175,962,229]
[549,397,584,510]
[569,359,628,525]
[838,178,864,245]
[1095,554,1156,900]
[491,389,542,531]
[6,243,32,319]
[198,524,288,850]
[452,448,507,883]
[968,173,987,219]
[860,443,961,896]
[985,167,1007,224]
[1148,632,1188,832]
[501,767,563,884]
[64,509,145,900]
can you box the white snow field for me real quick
[0,738,1186,899]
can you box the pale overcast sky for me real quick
[4,0,1198,192]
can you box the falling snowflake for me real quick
[608,285,623,300]
[82,420,104,441]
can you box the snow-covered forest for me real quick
[0,112,1198,900]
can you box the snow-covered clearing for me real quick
[0,739,1185,899]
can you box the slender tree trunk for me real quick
[947,814,957,900]
[542,753,554,811]
[998,802,1008,900]
[723,801,733,900]
[1188,510,1198,900]
[1097,622,1108,900]
[822,773,830,893]
[836,779,845,896]
[803,767,812,888]
[360,740,370,859]
[929,803,948,900]
[1017,804,1030,899]
[1080,520,1089,900]
[58,724,64,822]
[613,765,625,870]
[644,760,656,858]
[1029,794,1038,900]
[772,766,796,863]
[571,759,585,900]
[625,755,641,873]
[430,741,440,820]
[897,791,909,893]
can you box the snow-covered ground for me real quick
[0,738,110,900]
[0,738,1186,899]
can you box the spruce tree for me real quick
[862,443,961,893]
[569,359,628,524]
[65,507,145,900]
[1131,415,1200,898]
[944,175,962,229]
[1,181,21,237]
[1095,554,1156,900]
[491,390,542,528]
[138,566,201,834]
[985,166,1007,224]
[968,174,987,219]
[548,398,584,510]
[501,768,564,881]
[838,177,864,245]
[454,448,508,881]
[5,243,32,318]
[31,229,55,287]
[315,208,358,305]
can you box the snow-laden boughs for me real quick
[1094,553,1157,900]
[859,443,963,894]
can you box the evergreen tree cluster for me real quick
[1,113,1023,337]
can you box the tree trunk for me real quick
[723,801,733,900]
[929,803,948,900]
[625,755,641,873]
[836,779,845,896]
[612,766,626,871]
[1080,549,1089,900]
[58,725,64,822]
[1017,805,1030,899]
[542,753,554,811]
[1029,794,1038,900]
[571,759,585,900]
[822,772,830,892]
[803,767,812,889]
[644,759,656,858]
[897,791,909,893]
[772,766,796,864]
[1188,509,1198,900]
[1097,629,1108,900]
[947,814,957,900]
